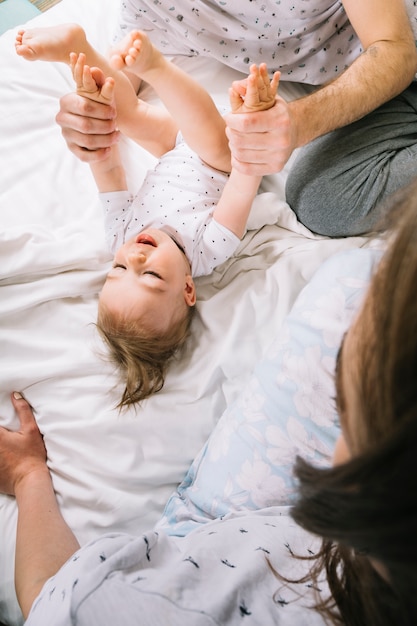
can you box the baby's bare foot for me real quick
[70,52,114,105]
[109,30,161,77]
[15,24,86,63]
[229,64,280,114]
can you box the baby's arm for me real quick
[213,65,279,238]
[70,53,128,193]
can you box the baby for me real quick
[16,26,279,408]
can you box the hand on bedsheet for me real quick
[0,398,80,620]
[0,393,48,497]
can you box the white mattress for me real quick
[0,0,369,623]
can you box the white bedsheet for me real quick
[0,1,369,623]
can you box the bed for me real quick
[0,0,375,623]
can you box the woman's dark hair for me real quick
[291,179,417,625]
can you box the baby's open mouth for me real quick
[136,234,157,247]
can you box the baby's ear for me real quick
[184,276,196,306]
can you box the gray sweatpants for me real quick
[286,82,417,236]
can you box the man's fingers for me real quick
[59,123,120,153]
[58,92,116,121]
[70,143,115,163]
[56,111,118,137]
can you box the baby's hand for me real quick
[229,64,280,114]
[70,52,115,105]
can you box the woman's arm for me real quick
[0,394,80,619]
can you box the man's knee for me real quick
[287,188,357,237]
[285,159,371,237]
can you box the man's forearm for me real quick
[289,39,417,148]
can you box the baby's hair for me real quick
[97,302,195,410]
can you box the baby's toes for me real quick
[128,45,140,59]
[109,53,125,70]
[124,52,138,67]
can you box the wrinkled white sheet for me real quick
[0,1,369,623]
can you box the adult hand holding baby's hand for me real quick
[0,393,48,497]
[224,93,295,177]
[56,92,120,163]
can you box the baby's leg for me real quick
[109,30,230,172]
[229,64,280,114]
[15,24,177,157]
[14,24,137,110]
[15,24,88,63]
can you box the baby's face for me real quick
[99,229,196,332]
